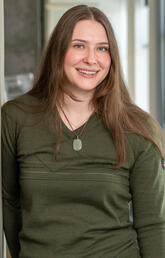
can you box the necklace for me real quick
[61,109,92,151]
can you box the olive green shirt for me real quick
[2,94,165,258]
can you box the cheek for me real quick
[105,55,111,69]
[99,55,111,70]
[64,49,82,66]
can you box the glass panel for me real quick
[135,0,149,112]
[5,73,34,100]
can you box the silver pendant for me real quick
[73,138,82,151]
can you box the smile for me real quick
[77,69,98,75]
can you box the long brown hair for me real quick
[29,4,164,166]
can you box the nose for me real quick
[83,48,97,64]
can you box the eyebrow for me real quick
[71,39,109,45]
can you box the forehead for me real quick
[72,20,108,43]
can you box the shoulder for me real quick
[127,133,152,152]
[2,93,40,112]
[126,109,163,158]
[2,93,42,124]
[126,133,162,168]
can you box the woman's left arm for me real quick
[130,140,165,258]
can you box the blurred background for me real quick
[0,0,165,257]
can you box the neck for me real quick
[63,93,94,114]
[59,93,95,130]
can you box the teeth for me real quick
[78,69,97,75]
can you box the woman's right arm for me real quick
[2,107,21,258]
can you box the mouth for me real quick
[76,68,99,75]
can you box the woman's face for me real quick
[64,19,111,97]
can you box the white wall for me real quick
[134,0,150,113]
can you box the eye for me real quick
[73,44,84,49]
[98,46,109,52]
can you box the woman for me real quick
[2,5,165,258]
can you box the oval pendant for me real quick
[73,138,82,151]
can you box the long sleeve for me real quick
[130,139,165,257]
[1,108,21,258]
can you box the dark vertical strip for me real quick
[155,0,163,126]
[35,0,43,71]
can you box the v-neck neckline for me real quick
[61,112,98,139]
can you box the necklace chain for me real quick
[61,108,90,138]
[61,108,93,151]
